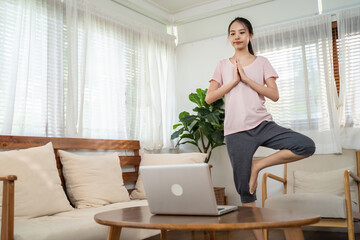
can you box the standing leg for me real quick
[225,131,259,204]
[225,131,262,240]
[242,201,264,240]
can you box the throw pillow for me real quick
[58,151,130,208]
[0,142,73,218]
[130,152,207,200]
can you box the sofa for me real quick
[0,135,207,240]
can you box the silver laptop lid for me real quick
[140,163,220,216]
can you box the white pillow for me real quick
[0,142,73,218]
[58,151,130,208]
[130,153,207,200]
[294,166,357,202]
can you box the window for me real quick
[0,0,175,149]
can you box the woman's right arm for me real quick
[205,62,240,104]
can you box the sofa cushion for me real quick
[58,151,130,208]
[294,166,357,203]
[10,200,159,240]
[130,153,207,200]
[265,193,358,218]
[0,142,73,218]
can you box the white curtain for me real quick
[0,0,176,150]
[337,7,360,150]
[137,29,176,150]
[252,14,341,154]
[0,0,66,137]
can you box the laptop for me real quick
[140,163,238,216]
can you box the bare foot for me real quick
[249,160,260,195]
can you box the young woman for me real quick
[205,17,316,239]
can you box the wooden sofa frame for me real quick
[0,135,142,240]
[262,151,360,240]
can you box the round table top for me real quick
[94,206,320,231]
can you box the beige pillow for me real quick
[294,166,357,202]
[58,151,130,208]
[130,152,207,200]
[0,142,73,218]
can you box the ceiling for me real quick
[112,0,273,25]
[145,0,217,14]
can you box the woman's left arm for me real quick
[237,61,279,102]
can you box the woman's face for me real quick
[229,21,252,50]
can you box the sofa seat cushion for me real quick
[11,200,159,240]
[265,193,358,219]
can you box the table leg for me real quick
[209,231,216,240]
[106,226,121,240]
[283,227,304,240]
[161,229,167,240]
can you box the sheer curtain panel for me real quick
[0,0,66,137]
[252,14,341,154]
[338,7,360,150]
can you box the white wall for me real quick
[175,0,360,206]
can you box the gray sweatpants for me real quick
[225,121,316,203]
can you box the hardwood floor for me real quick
[145,229,360,240]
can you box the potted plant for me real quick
[171,88,225,163]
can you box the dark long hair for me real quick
[228,17,254,55]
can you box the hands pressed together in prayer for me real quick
[233,58,250,85]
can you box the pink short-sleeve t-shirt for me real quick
[211,56,278,136]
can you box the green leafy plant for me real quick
[171,88,225,163]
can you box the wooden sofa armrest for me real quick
[344,170,360,216]
[348,170,360,183]
[262,172,287,208]
[1,175,17,240]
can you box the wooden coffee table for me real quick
[94,206,320,240]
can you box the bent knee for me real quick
[291,136,316,156]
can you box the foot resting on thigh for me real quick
[249,159,261,195]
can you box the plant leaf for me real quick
[212,130,224,145]
[180,115,198,125]
[179,111,189,120]
[179,134,195,141]
[199,122,213,139]
[178,141,199,148]
[189,93,201,107]
[196,88,205,106]
[172,123,182,130]
[194,130,200,142]
[171,128,184,140]
[193,107,210,116]
[206,112,219,125]
[212,98,224,110]
[210,122,223,128]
